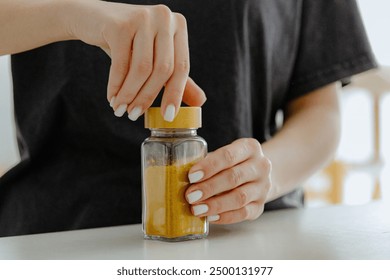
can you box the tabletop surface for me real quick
[0,202,389,260]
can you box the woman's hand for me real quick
[66,1,205,120]
[185,138,272,224]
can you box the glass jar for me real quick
[142,107,208,242]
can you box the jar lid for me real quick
[145,107,202,129]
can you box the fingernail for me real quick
[164,104,175,122]
[187,190,203,204]
[208,215,220,222]
[188,171,204,183]
[109,96,116,108]
[128,106,142,121]
[193,204,208,216]
[114,104,127,117]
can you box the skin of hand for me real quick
[185,82,341,224]
[0,0,206,120]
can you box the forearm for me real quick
[263,83,341,202]
[0,0,77,55]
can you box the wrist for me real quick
[52,0,82,41]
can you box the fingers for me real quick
[104,5,206,121]
[182,77,207,107]
[191,183,268,224]
[186,138,272,225]
[186,159,264,203]
[192,182,265,214]
[159,13,189,121]
[106,34,133,106]
[188,138,263,184]
[126,28,174,121]
[212,203,265,225]
[112,29,154,117]
[72,2,205,119]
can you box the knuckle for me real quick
[257,194,267,206]
[174,13,187,28]
[208,158,220,171]
[254,204,265,220]
[236,189,249,207]
[240,139,251,154]
[228,168,242,186]
[175,59,190,74]
[110,17,132,34]
[140,93,156,107]
[154,4,172,19]
[136,59,153,76]
[249,163,259,178]
[260,157,272,174]
[156,61,174,77]
[213,199,223,214]
[114,22,130,35]
[136,9,152,23]
[201,181,213,194]
[114,60,129,75]
[223,148,236,165]
[246,138,261,152]
[241,206,251,220]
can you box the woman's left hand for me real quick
[185,138,272,224]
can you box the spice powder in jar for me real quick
[141,107,208,242]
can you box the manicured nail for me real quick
[109,96,116,108]
[114,104,127,117]
[193,204,208,216]
[208,215,220,222]
[187,190,203,204]
[188,171,204,183]
[164,104,175,122]
[128,106,142,121]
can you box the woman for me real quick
[0,0,376,236]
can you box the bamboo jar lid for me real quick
[145,107,202,129]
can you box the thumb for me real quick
[182,77,207,106]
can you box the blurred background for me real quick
[303,0,390,207]
[0,0,389,207]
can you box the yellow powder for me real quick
[144,162,206,238]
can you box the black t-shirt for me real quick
[0,0,376,237]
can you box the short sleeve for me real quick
[286,0,377,102]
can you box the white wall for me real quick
[0,55,19,173]
[357,0,390,66]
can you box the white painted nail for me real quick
[187,190,203,204]
[193,204,208,216]
[164,104,176,122]
[109,96,116,108]
[114,104,127,117]
[188,171,204,183]
[128,106,142,121]
[207,215,220,222]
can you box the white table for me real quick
[0,202,389,260]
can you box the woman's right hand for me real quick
[65,1,206,121]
